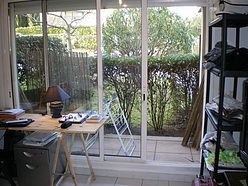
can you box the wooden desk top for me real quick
[6,114,108,134]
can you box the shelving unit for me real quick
[200,13,248,181]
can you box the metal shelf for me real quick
[202,150,246,173]
[200,13,248,181]
[210,67,248,77]
[205,108,243,132]
[209,13,248,28]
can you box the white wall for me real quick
[0,0,13,109]
[0,0,5,108]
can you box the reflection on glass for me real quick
[11,1,44,112]
[46,1,97,114]
[10,0,99,156]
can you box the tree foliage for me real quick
[16,36,66,90]
[102,9,141,56]
[102,8,198,56]
[15,14,40,27]
[16,15,29,27]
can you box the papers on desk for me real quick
[0,118,33,127]
[86,114,104,123]
[23,131,58,146]
[59,112,89,123]
[0,108,25,119]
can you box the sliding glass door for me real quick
[9,0,100,156]
[9,1,44,111]
[101,0,142,158]
[8,0,204,163]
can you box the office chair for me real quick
[0,149,16,186]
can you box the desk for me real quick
[224,171,248,186]
[4,114,108,186]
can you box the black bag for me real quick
[224,48,248,70]
[204,48,248,71]
[204,41,236,65]
[204,41,248,70]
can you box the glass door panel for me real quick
[46,0,97,114]
[46,0,99,156]
[10,0,99,157]
[147,2,201,162]
[10,1,44,112]
[101,0,142,158]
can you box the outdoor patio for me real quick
[71,134,201,165]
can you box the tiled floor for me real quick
[59,174,193,186]
[67,135,199,185]
[0,135,200,186]
[0,175,192,186]
[72,134,200,164]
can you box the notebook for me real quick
[0,118,33,127]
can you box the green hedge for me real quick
[16,26,96,35]
[100,54,199,130]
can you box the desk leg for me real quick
[50,134,62,186]
[69,134,75,153]
[64,134,75,173]
[61,133,78,186]
[80,133,95,185]
[54,134,76,186]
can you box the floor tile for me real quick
[90,176,117,186]
[9,137,200,186]
[115,177,142,186]
[142,179,168,186]
[155,152,200,163]
[146,140,157,152]
[169,181,192,186]
[146,151,155,160]
[156,140,192,153]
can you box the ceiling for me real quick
[12,0,207,14]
